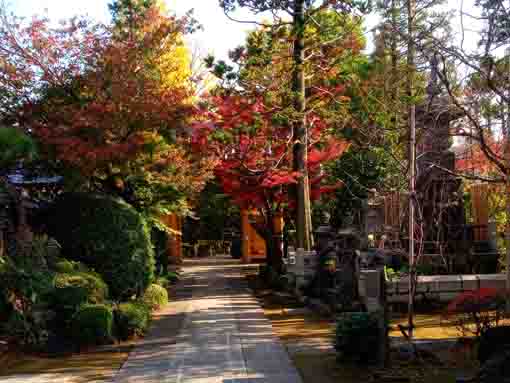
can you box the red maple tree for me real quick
[195,95,349,269]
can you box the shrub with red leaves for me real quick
[443,288,509,337]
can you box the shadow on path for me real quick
[112,256,302,383]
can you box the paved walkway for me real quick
[112,256,303,383]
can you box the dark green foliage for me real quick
[0,258,11,319]
[45,193,155,299]
[53,259,76,273]
[479,326,510,364]
[0,257,54,345]
[142,283,168,309]
[3,309,53,346]
[0,289,12,319]
[335,312,381,363]
[0,127,37,170]
[114,301,151,340]
[71,304,114,346]
[151,226,168,276]
[52,259,89,273]
[196,181,238,241]
[326,147,402,228]
[0,257,54,314]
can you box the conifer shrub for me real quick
[115,301,151,340]
[71,304,114,346]
[45,193,155,299]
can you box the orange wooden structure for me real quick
[470,183,489,240]
[241,209,284,264]
[384,191,404,229]
[160,213,183,264]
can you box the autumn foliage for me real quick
[0,5,215,198]
[196,95,349,213]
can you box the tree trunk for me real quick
[506,51,510,313]
[407,0,417,340]
[265,212,284,275]
[292,0,313,251]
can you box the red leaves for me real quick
[203,94,350,211]
[455,139,503,175]
[308,138,351,169]
[261,171,300,188]
[447,288,507,314]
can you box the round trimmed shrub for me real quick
[45,193,155,299]
[71,304,114,346]
[53,259,89,274]
[54,259,75,273]
[115,302,151,340]
[335,312,381,363]
[142,284,168,309]
[53,271,108,307]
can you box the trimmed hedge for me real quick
[115,302,151,340]
[54,259,75,273]
[45,193,155,299]
[335,312,381,363]
[53,259,89,274]
[71,304,114,346]
[51,271,109,330]
[53,271,108,307]
[142,284,168,309]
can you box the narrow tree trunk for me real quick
[292,0,313,251]
[391,0,400,118]
[506,175,510,313]
[407,0,417,341]
[265,212,284,275]
[505,51,510,313]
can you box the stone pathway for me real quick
[112,256,303,383]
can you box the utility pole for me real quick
[292,0,313,251]
[407,0,417,340]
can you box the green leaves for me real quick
[0,127,38,171]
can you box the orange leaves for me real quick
[455,139,504,175]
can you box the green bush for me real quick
[335,312,381,363]
[151,226,168,276]
[71,304,114,346]
[3,309,51,346]
[52,271,108,313]
[115,302,151,340]
[142,284,168,309]
[0,257,54,345]
[154,276,169,288]
[45,193,155,299]
[53,259,75,273]
[53,259,89,274]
